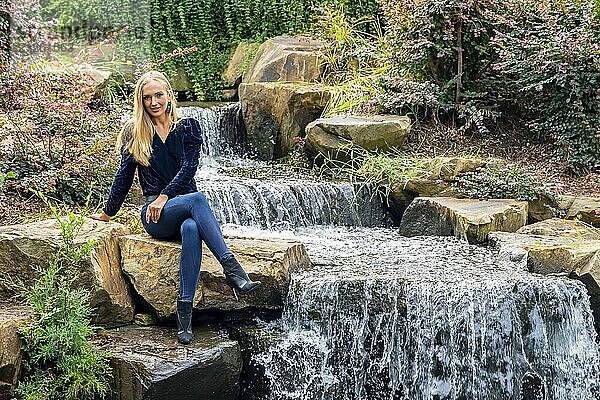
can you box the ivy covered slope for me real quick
[38,0,379,100]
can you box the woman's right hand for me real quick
[89,212,111,222]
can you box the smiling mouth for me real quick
[150,107,161,112]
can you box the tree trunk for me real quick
[456,20,463,105]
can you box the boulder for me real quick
[0,219,134,326]
[0,302,29,400]
[304,115,411,163]
[97,325,241,400]
[517,218,600,240]
[228,324,280,400]
[222,41,262,87]
[119,235,311,319]
[399,197,528,244]
[527,193,558,222]
[566,196,600,227]
[243,35,323,84]
[489,231,600,278]
[490,223,600,332]
[387,157,486,219]
[239,82,331,160]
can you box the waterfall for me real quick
[185,105,600,400]
[252,229,600,400]
[180,104,248,159]
[197,176,391,229]
[184,104,393,228]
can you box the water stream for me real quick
[184,105,600,400]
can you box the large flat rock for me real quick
[0,302,29,400]
[0,219,134,326]
[305,115,411,163]
[489,231,600,279]
[517,218,600,240]
[489,225,600,330]
[399,197,528,243]
[97,325,241,400]
[120,235,311,319]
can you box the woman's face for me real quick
[142,79,169,119]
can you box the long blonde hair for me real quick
[117,70,180,166]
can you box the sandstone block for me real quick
[399,197,528,244]
[386,157,486,219]
[0,302,29,400]
[97,325,241,400]
[304,115,411,163]
[120,235,310,319]
[0,219,134,326]
[517,218,600,240]
[566,196,600,227]
[490,231,600,279]
[239,82,331,160]
[243,35,323,84]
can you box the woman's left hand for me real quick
[146,194,169,223]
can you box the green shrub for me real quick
[10,194,111,400]
[33,0,379,100]
[339,0,600,173]
[0,64,120,204]
[491,0,600,174]
[453,165,555,201]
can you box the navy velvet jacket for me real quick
[103,117,203,217]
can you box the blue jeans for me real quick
[141,192,233,302]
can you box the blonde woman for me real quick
[90,70,261,344]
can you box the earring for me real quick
[166,101,172,113]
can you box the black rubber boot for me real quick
[221,256,262,296]
[176,298,193,345]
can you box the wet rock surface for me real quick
[0,302,29,400]
[228,324,280,400]
[490,231,600,278]
[120,235,311,319]
[0,218,134,325]
[490,226,600,332]
[399,197,528,243]
[97,325,241,400]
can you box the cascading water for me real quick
[247,228,600,400]
[186,104,600,400]
[184,105,392,229]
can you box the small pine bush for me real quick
[11,194,111,400]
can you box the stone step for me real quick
[96,325,241,400]
[120,235,311,319]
